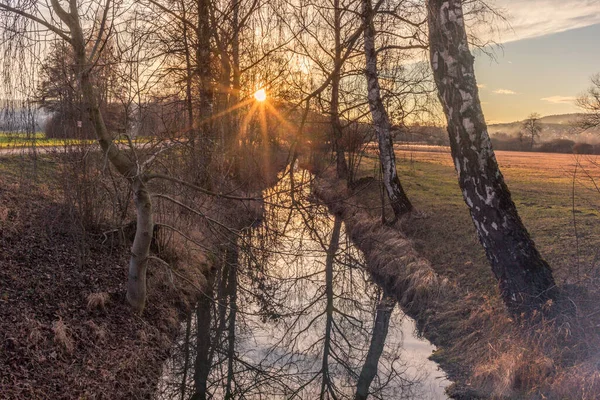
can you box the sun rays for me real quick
[254,88,267,102]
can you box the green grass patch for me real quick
[355,150,600,292]
[0,132,95,148]
[0,131,152,148]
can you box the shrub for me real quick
[491,137,528,151]
[573,142,596,155]
[538,139,575,154]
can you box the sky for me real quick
[472,0,600,123]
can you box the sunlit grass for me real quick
[0,131,149,149]
[0,132,91,148]
[355,148,600,290]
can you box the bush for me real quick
[491,137,528,151]
[573,142,596,155]
[45,104,126,139]
[538,139,575,154]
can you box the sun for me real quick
[254,88,267,102]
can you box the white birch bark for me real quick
[362,0,413,219]
[427,0,557,314]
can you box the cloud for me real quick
[475,0,600,43]
[493,89,518,95]
[477,84,486,89]
[541,95,577,104]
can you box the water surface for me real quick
[156,169,450,399]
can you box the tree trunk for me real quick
[362,0,413,219]
[355,294,395,400]
[231,0,241,107]
[319,216,342,398]
[427,0,557,315]
[331,0,349,180]
[191,274,214,400]
[197,0,212,124]
[196,0,214,182]
[127,178,153,313]
[225,245,238,400]
[53,0,154,313]
[181,0,195,143]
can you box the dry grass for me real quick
[312,148,600,399]
[52,319,74,354]
[25,317,44,347]
[86,292,110,311]
[313,171,448,315]
[84,320,107,342]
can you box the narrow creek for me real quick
[155,168,450,399]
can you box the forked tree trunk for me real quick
[355,294,395,400]
[427,0,557,315]
[52,0,154,313]
[362,0,413,219]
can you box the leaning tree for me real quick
[426,0,558,315]
[361,0,416,219]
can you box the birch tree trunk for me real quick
[426,0,557,315]
[362,0,413,219]
[51,0,154,313]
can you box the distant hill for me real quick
[488,113,600,144]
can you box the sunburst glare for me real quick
[254,88,267,102]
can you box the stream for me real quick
[155,168,451,399]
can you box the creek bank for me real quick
[157,167,452,399]
[311,169,490,399]
[0,150,288,399]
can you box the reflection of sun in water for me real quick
[254,88,267,102]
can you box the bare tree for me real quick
[0,0,257,314]
[361,0,413,220]
[37,0,155,313]
[521,112,542,151]
[426,0,558,315]
[577,74,600,131]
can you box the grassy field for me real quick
[0,132,96,148]
[340,147,600,397]
[0,132,150,149]
[355,147,600,293]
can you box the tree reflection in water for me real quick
[156,169,447,400]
